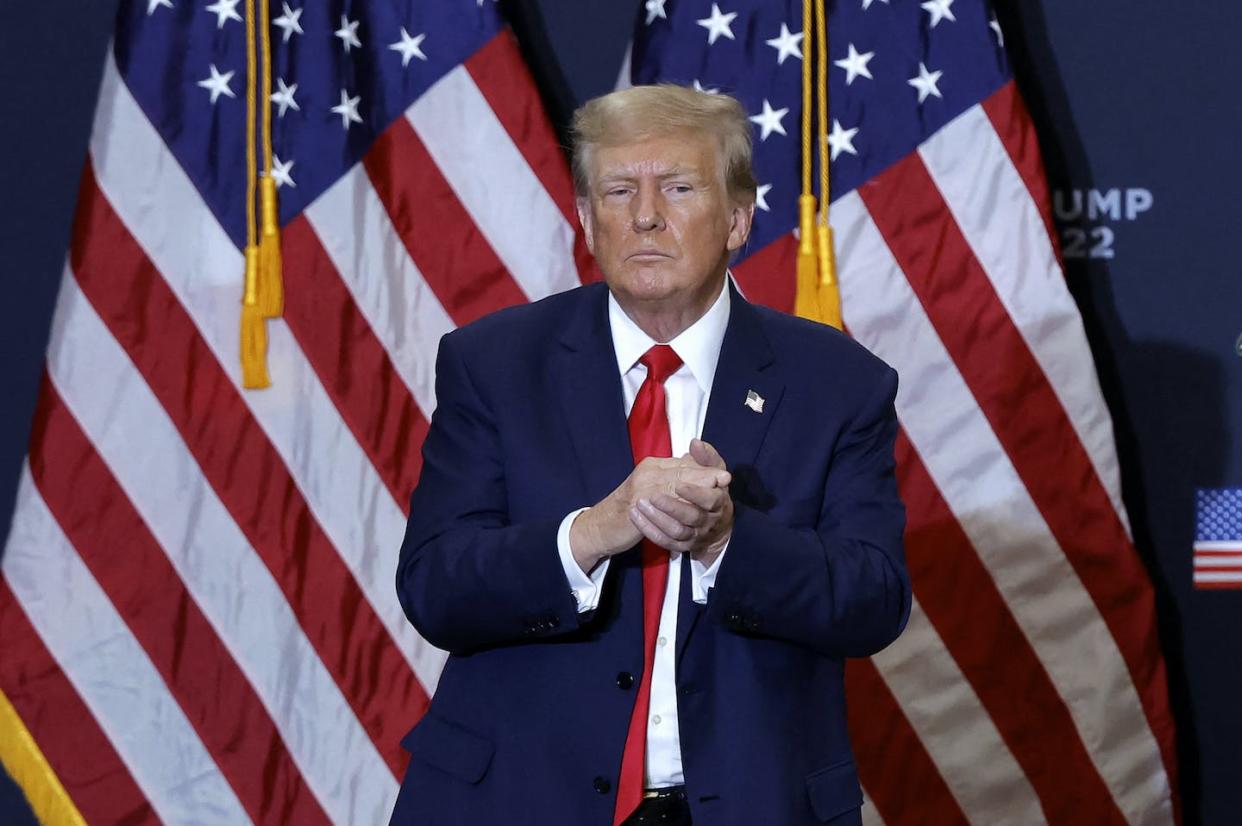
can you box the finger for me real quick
[629,505,692,553]
[648,492,706,527]
[637,498,696,542]
[689,438,727,470]
[675,482,727,512]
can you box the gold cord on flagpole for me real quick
[793,0,843,329]
[794,0,819,322]
[240,0,270,388]
[257,0,283,319]
[813,0,842,328]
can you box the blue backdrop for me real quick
[1,1,1238,823]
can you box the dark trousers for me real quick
[621,787,691,825]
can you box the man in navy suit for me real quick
[392,84,910,825]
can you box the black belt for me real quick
[642,785,687,801]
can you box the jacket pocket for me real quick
[401,712,495,785]
[806,759,863,822]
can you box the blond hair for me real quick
[571,84,758,205]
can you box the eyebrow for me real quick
[595,167,704,184]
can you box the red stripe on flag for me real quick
[1192,548,1242,556]
[282,216,428,507]
[845,658,968,825]
[1193,581,1242,590]
[364,117,529,326]
[733,232,797,313]
[69,161,427,777]
[466,30,600,283]
[0,578,157,825]
[979,81,1062,263]
[28,375,331,826]
[859,154,1180,804]
[896,431,1127,825]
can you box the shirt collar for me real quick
[607,276,732,395]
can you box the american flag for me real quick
[0,2,1179,826]
[1193,488,1242,590]
[632,1,1177,824]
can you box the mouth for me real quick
[626,251,672,262]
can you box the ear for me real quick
[725,200,755,253]
[576,196,596,255]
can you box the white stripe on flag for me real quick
[1193,571,1242,583]
[834,190,1174,826]
[89,52,447,695]
[918,105,1129,535]
[1192,556,1242,568]
[45,269,398,825]
[860,788,886,826]
[305,165,452,419]
[871,598,1044,824]
[1194,541,1242,552]
[3,468,252,826]
[409,64,583,299]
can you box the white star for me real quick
[749,99,789,141]
[270,155,295,189]
[389,28,427,67]
[147,0,172,15]
[335,15,362,54]
[989,13,1004,46]
[476,0,497,5]
[861,0,889,9]
[765,23,803,65]
[273,3,303,43]
[693,79,719,94]
[205,0,241,29]
[907,62,943,103]
[270,77,299,118]
[834,43,875,85]
[921,0,956,28]
[755,183,772,212]
[645,0,667,25]
[197,64,236,105]
[826,119,859,160]
[330,89,363,130]
[696,4,738,46]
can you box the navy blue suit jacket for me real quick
[391,280,910,825]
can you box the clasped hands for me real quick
[570,438,733,573]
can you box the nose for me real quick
[631,184,666,232]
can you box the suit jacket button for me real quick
[726,611,742,625]
[616,672,634,690]
[593,776,612,794]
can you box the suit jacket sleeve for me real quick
[395,331,583,654]
[707,366,911,658]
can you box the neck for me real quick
[613,274,726,343]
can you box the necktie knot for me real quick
[639,344,683,385]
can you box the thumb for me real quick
[690,438,727,471]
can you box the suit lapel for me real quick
[677,284,783,659]
[553,283,634,507]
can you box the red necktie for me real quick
[614,344,683,825]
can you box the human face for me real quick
[577,131,753,325]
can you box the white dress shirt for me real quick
[555,278,731,789]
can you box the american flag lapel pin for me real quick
[744,389,765,414]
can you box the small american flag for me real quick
[1194,488,1242,589]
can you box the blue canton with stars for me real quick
[1195,489,1242,543]
[114,0,503,251]
[632,0,1010,260]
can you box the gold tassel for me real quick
[241,246,270,389]
[815,223,842,329]
[795,194,822,321]
[257,177,283,318]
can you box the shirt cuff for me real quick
[689,539,728,604]
[557,507,609,613]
